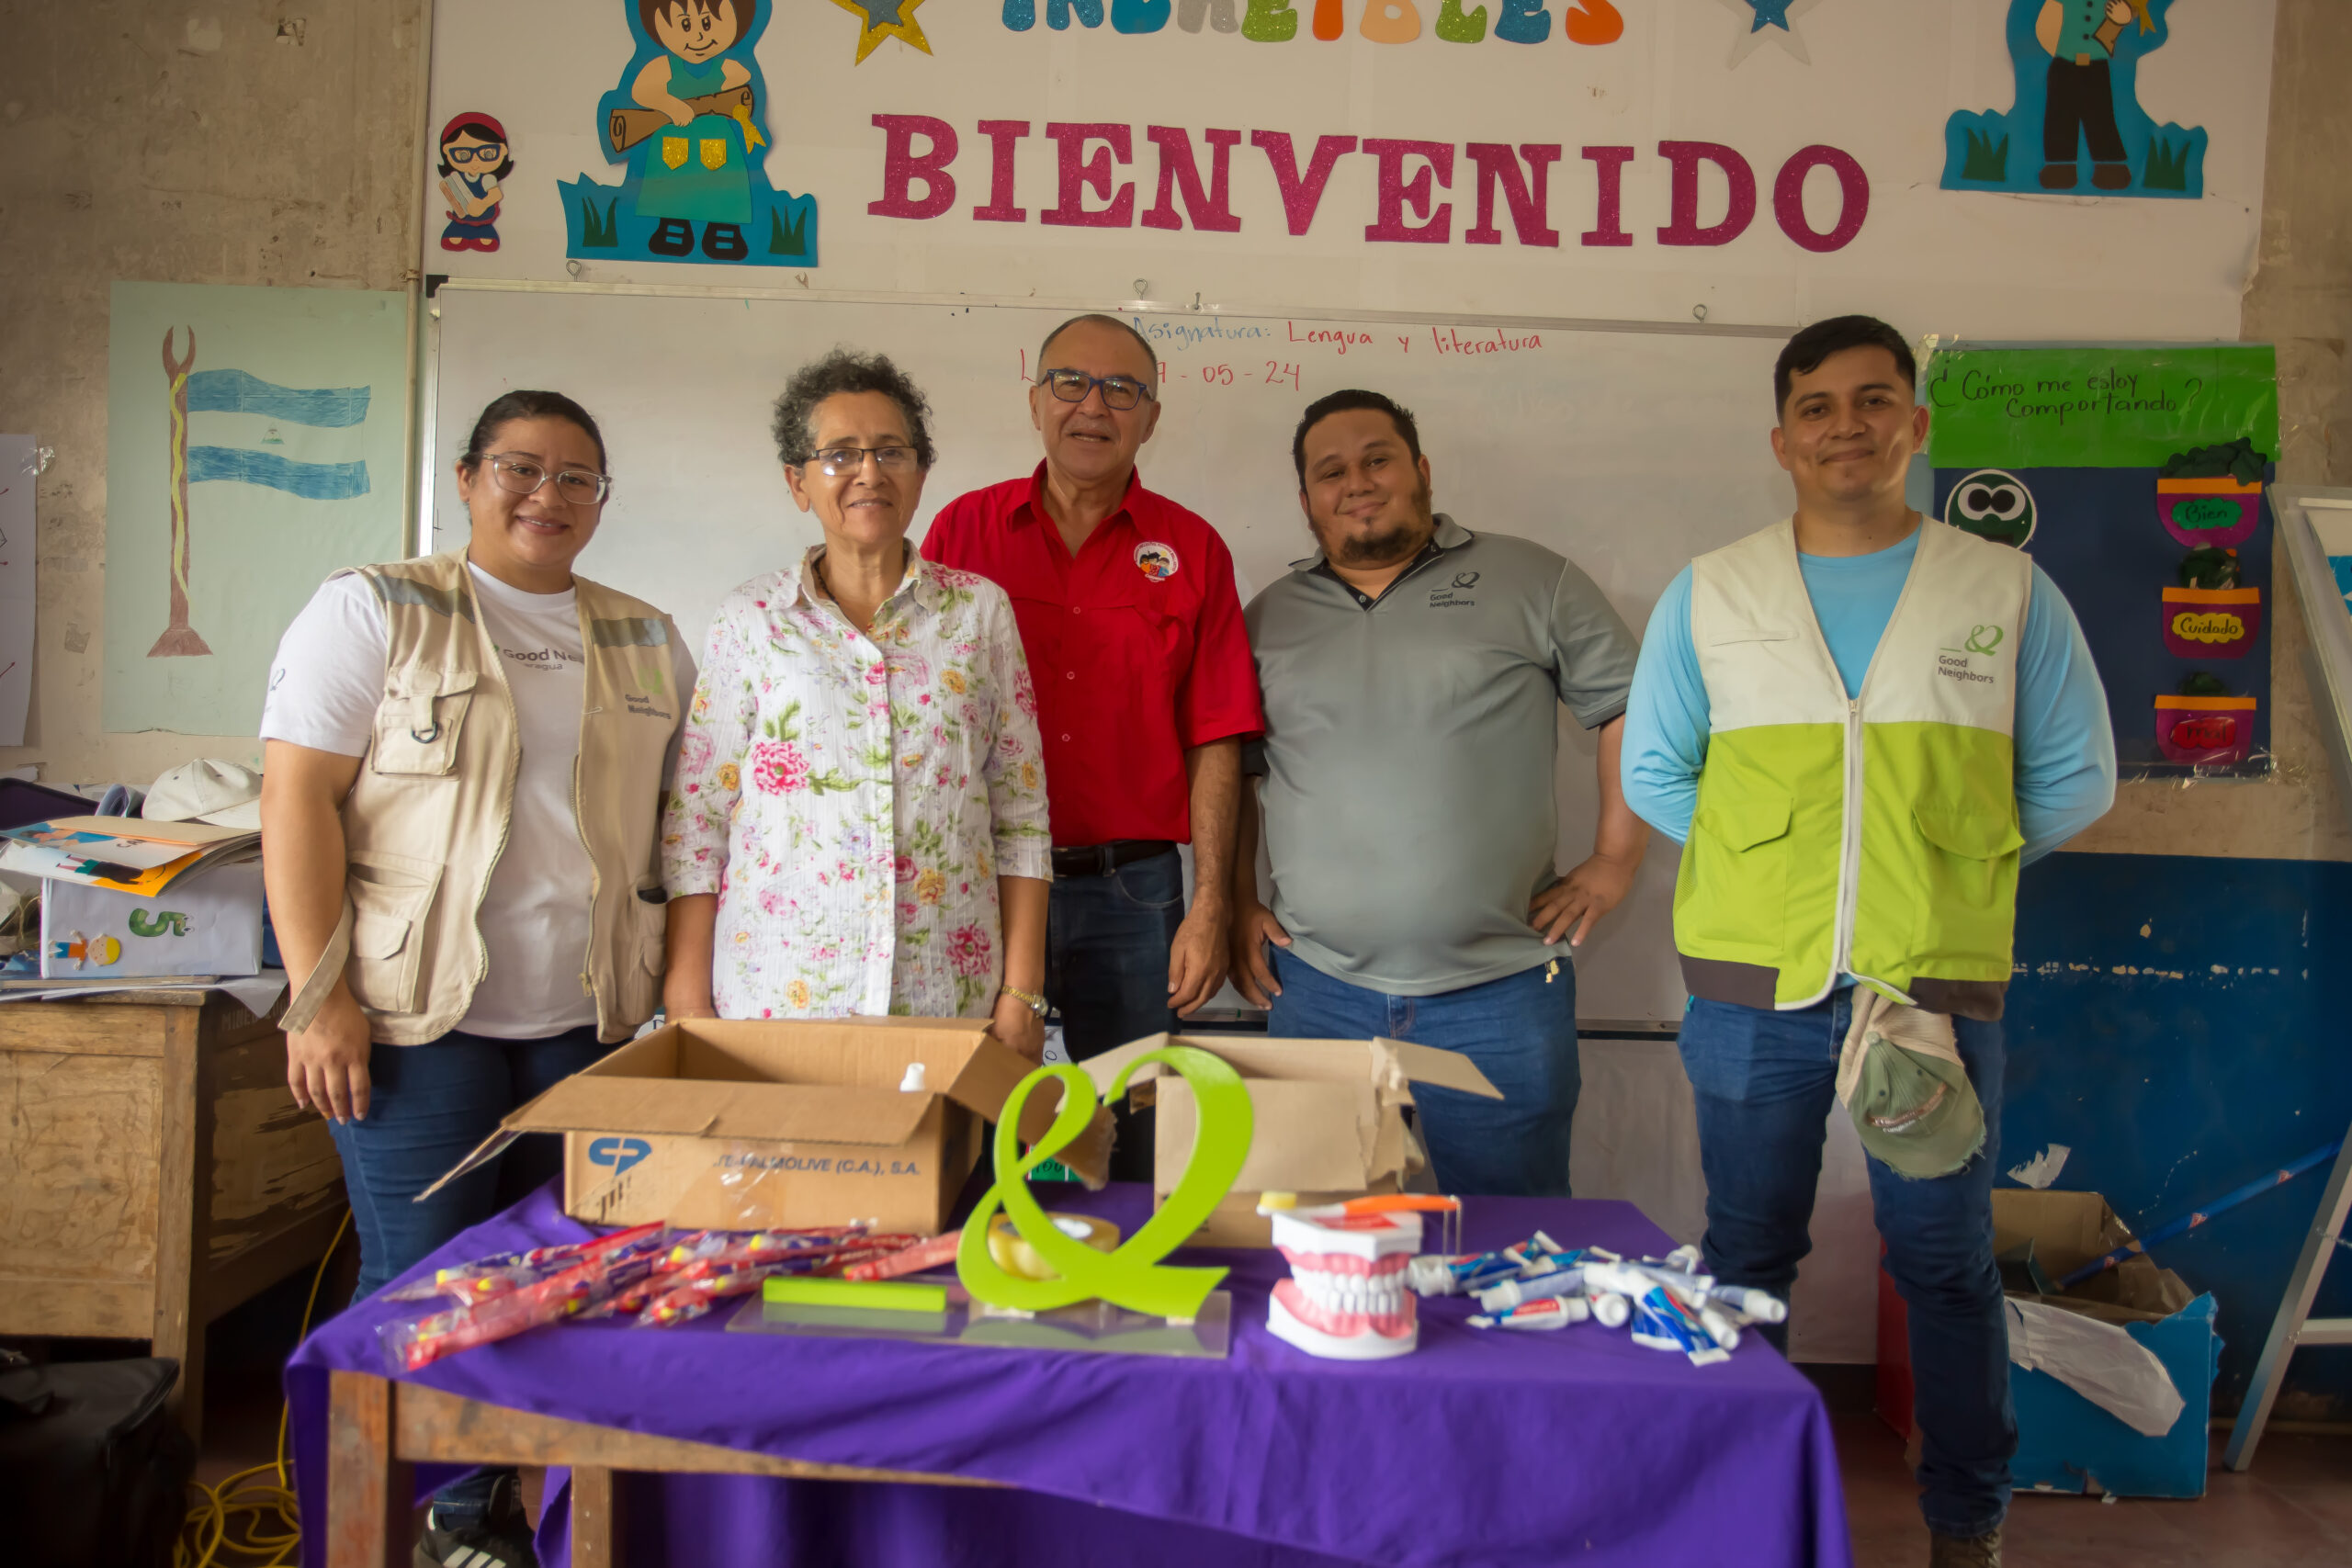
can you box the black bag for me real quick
[0,1353,195,1568]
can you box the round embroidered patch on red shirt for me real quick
[1134,541,1181,581]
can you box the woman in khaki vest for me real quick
[257,389,691,1565]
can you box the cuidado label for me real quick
[2159,589,2259,659]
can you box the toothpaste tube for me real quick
[1626,1264,1787,1325]
[1406,1233,1566,1297]
[1586,1261,1729,1364]
[1696,1303,1742,1351]
[1408,1253,1515,1297]
[1585,1283,1632,1328]
[1647,1277,1741,1352]
[1467,1294,1590,1330]
[1626,1290,1728,1365]
[1476,1264,1587,1314]
[1702,1283,1786,1323]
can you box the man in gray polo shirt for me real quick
[1231,389,1648,1196]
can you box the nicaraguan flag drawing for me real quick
[186,368,371,501]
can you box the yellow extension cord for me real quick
[176,1209,353,1568]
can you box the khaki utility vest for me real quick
[292,550,681,1044]
[1672,520,2032,1022]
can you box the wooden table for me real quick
[0,988,345,1439]
[325,1370,1001,1567]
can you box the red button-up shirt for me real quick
[922,463,1264,847]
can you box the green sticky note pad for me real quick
[762,1276,949,1313]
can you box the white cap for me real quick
[899,1062,928,1093]
[143,759,263,829]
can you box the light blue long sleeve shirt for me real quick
[1621,528,2117,865]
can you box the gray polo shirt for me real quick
[1243,516,1638,996]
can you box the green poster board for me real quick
[1926,344,2278,471]
[1925,343,2280,780]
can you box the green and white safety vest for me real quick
[1673,519,2032,1021]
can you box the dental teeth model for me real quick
[1266,1208,1423,1360]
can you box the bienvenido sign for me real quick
[866,118,1870,254]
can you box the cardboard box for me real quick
[40,859,265,979]
[430,1017,1105,1235]
[1877,1189,2222,1500]
[1080,1033,1501,1247]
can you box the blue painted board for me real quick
[1932,467,2274,778]
[2007,852,2352,1416]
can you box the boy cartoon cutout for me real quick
[632,0,762,260]
[437,113,512,252]
[2037,0,2143,190]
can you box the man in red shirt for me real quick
[923,313,1263,1174]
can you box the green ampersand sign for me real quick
[957,1043,1253,1322]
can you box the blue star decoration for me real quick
[1717,0,1826,66]
[832,0,932,64]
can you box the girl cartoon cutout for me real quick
[631,0,763,260]
[437,113,512,253]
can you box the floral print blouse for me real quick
[662,549,1053,1019]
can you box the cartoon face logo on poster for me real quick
[437,113,511,254]
[1943,0,2204,198]
[1943,469,2037,548]
[560,0,819,266]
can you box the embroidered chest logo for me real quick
[1937,625,2006,687]
[1428,569,1479,610]
[1134,542,1180,582]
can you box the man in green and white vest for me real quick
[1621,317,2117,1568]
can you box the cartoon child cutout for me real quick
[437,113,512,253]
[2037,0,2143,190]
[632,0,763,261]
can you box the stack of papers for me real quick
[0,817,260,895]
[0,968,289,1014]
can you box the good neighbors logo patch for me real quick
[1938,625,2006,686]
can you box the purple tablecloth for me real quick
[288,1184,1850,1568]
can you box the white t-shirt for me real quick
[262,564,694,1040]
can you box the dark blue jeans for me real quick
[1262,948,1579,1197]
[1679,992,2015,1538]
[327,1022,609,1523]
[1046,848,1185,1184]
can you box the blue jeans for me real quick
[1262,948,1579,1197]
[327,1022,609,1524]
[1047,848,1186,1184]
[1679,993,2015,1538]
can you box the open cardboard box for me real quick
[1079,1033,1501,1247]
[425,1017,1108,1235]
[1878,1189,2221,1500]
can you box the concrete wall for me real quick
[0,1,427,788]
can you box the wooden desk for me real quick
[0,988,345,1439]
[325,1371,1002,1567]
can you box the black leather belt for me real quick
[1051,840,1176,877]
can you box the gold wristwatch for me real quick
[999,984,1049,1019]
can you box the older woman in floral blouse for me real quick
[662,350,1054,1055]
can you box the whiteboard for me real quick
[428,283,1799,1021]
